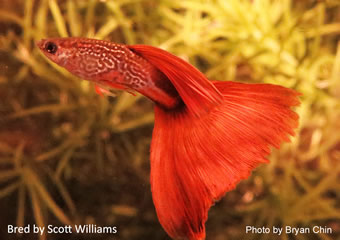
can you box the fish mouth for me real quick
[36,39,46,50]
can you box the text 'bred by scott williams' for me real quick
[8,224,117,235]
[246,226,333,236]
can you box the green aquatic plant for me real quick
[0,0,339,239]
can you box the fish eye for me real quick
[45,42,58,54]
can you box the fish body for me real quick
[37,38,300,240]
[37,38,180,109]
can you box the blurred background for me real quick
[0,0,339,239]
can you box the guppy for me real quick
[37,38,300,240]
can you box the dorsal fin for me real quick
[128,45,223,116]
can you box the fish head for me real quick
[37,38,79,68]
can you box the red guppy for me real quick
[37,38,300,240]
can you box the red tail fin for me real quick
[151,82,299,239]
[130,45,300,240]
